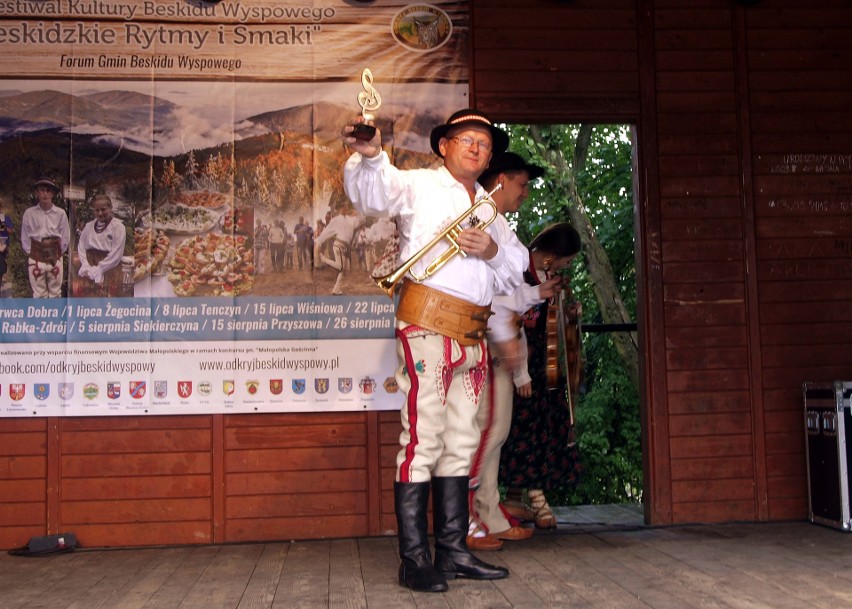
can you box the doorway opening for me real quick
[499,123,643,531]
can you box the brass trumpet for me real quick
[374,183,503,298]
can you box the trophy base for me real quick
[352,123,376,141]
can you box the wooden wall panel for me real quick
[746,1,852,521]
[222,413,370,543]
[58,416,214,548]
[0,419,47,549]
[472,0,640,122]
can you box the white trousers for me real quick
[469,356,514,534]
[394,322,488,483]
[28,258,63,298]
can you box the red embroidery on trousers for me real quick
[467,350,494,524]
[397,326,421,483]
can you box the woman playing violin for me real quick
[497,222,583,531]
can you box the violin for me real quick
[545,280,583,425]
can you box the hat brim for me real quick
[430,122,509,158]
[34,180,59,192]
[478,161,545,185]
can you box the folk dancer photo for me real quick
[20,177,70,298]
[73,194,127,297]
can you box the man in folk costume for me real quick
[21,177,70,298]
[343,109,527,592]
[465,152,565,550]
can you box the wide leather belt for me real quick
[396,280,492,346]
[29,237,61,264]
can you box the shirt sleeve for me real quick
[96,223,126,273]
[513,332,532,388]
[58,209,70,254]
[485,215,528,296]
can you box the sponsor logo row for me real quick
[3,377,399,401]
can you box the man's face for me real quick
[439,125,493,183]
[35,186,55,207]
[499,170,532,214]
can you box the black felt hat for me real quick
[430,109,509,157]
[478,152,545,185]
[529,222,582,257]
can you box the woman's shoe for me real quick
[529,489,557,530]
[501,500,536,522]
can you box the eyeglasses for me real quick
[450,136,492,152]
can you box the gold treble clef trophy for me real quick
[352,68,382,141]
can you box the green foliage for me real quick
[503,123,643,505]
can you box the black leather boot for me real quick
[394,482,448,592]
[432,476,510,580]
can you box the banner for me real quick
[0,0,469,416]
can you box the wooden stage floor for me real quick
[1,505,851,609]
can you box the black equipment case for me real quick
[803,381,852,531]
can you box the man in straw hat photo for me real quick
[20,177,70,298]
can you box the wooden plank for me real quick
[665,324,746,348]
[666,346,748,370]
[0,432,46,455]
[657,90,738,112]
[667,390,751,415]
[474,8,637,29]
[226,491,366,519]
[660,218,744,241]
[0,479,44,502]
[63,498,211,525]
[573,530,738,609]
[659,154,740,177]
[227,470,366,495]
[272,540,330,608]
[65,549,165,609]
[224,422,365,449]
[60,474,211,501]
[177,544,265,609]
[475,27,638,51]
[237,543,289,609]
[475,50,638,72]
[660,196,742,218]
[0,502,45,526]
[356,538,417,609]
[654,8,733,30]
[70,521,213,548]
[761,322,852,348]
[670,456,754,481]
[138,546,222,608]
[89,547,191,609]
[475,69,638,94]
[225,446,366,473]
[59,416,211,431]
[60,429,212,454]
[667,369,751,393]
[227,514,366,543]
[0,551,102,608]
[655,50,734,71]
[670,499,755,522]
[62,453,211,477]
[669,412,752,436]
[328,539,367,609]
[670,434,753,459]
[663,301,747,325]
